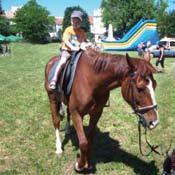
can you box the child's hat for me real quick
[71,10,83,21]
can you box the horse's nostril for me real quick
[149,120,159,129]
[149,121,153,125]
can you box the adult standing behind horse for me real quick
[49,10,87,89]
[155,43,165,72]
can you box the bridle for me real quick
[128,75,161,156]
[134,104,157,128]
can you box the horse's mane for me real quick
[85,48,156,77]
[85,48,129,74]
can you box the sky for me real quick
[2,0,102,17]
[2,0,175,17]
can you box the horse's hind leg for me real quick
[48,93,63,154]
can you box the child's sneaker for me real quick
[49,81,56,89]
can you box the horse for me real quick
[45,48,159,172]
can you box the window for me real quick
[170,42,175,47]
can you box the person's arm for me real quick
[64,40,80,51]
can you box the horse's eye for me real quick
[145,78,150,84]
[138,87,145,93]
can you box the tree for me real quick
[165,11,175,37]
[0,16,10,36]
[101,0,166,38]
[62,6,90,37]
[156,0,175,38]
[13,0,54,43]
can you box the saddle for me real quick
[48,50,83,99]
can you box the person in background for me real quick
[137,42,145,57]
[143,41,151,62]
[155,43,165,72]
[137,41,151,62]
[49,10,87,89]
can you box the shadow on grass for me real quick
[62,126,159,175]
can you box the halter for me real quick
[128,76,161,156]
[134,104,157,128]
[128,76,157,127]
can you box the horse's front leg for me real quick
[71,111,88,172]
[48,92,63,154]
[87,108,103,167]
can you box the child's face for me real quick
[71,17,81,29]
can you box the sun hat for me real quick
[71,10,83,21]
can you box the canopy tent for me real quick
[5,35,22,42]
[0,34,6,41]
[0,34,22,42]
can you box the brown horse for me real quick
[45,48,159,172]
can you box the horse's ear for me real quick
[136,76,146,89]
[126,53,135,73]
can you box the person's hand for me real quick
[72,46,80,51]
[80,42,93,50]
[80,42,87,50]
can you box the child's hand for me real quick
[72,46,80,51]
[80,42,93,50]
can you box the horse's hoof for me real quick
[56,149,63,155]
[74,162,85,173]
[74,162,94,173]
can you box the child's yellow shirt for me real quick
[61,26,86,50]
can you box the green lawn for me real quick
[0,42,175,175]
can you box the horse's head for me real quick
[121,54,159,129]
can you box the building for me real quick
[55,17,63,32]
[91,9,106,42]
[5,6,22,19]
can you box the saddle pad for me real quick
[48,51,82,97]
[62,51,82,96]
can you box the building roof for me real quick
[5,11,14,19]
[5,6,22,19]
[88,16,93,25]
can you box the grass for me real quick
[0,42,175,175]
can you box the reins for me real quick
[137,121,161,156]
[128,77,162,156]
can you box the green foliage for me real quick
[0,16,10,36]
[155,0,169,38]
[166,11,175,37]
[86,32,94,41]
[13,0,54,43]
[157,6,175,38]
[62,6,90,34]
[57,28,63,42]
[101,0,168,37]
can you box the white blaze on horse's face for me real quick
[146,78,159,129]
[55,129,63,154]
